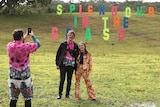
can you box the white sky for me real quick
[63,0,160,3]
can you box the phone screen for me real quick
[28,28,32,35]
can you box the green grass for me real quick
[0,12,160,107]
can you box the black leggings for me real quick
[58,66,74,96]
[10,99,31,107]
[10,100,17,107]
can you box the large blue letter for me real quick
[99,5,105,15]
[123,17,128,29]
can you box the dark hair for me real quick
[12,29,23,40]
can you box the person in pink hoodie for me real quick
[7,29,40,107]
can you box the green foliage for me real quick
[0,12,160,107]
[0,0,52,15]
[0,7,9,15]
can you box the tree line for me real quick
[0,0,160,15]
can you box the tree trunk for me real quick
[9,6,15,15]
[6,0,16,15]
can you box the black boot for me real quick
[65,94,70,98]
[25,99,31,107]
[10,100,17,107]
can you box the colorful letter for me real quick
[82,16,88,28]
[102,17,109,29]
[85,28,92,40]
[123,17,128,29]
[118,28,125,40]
[137,6,143,17]
[57,4,63,15]
[114,16,120,28]
[103,28,110,41]
[66,28,72,40]
[102,17,110,41]
[79,5,83,16]
[70,4,76,14]
[99,5,105,15]
[125,7,131,18]
[52,27,58,40]
[74,16,77,28]
[88,5,93,16]
[112,6,117,16]
[148,6,154,17]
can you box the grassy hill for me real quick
[0,12,160,107]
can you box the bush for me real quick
[13,3,49,15]
[0,7,9,15]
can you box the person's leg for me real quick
[82,71,96,100]
[66,67,74,97]
[10,100,17,107]
[75,69,82,99]
[9,81,20,107]
[58,67,67,98]
[20,78,33,106]
[25,99,31,107]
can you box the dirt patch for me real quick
[125,102,156,107]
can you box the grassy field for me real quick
[0,12,160,107]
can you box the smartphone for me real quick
[28,28,32,35]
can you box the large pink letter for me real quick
[52,27,58,40]
[82,16,88,28]
[112,6,117,16]
[118,28,125,40]
[79,5,83,16]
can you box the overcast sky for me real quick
[63,0,160,3]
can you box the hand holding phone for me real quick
[28,28,32,35]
